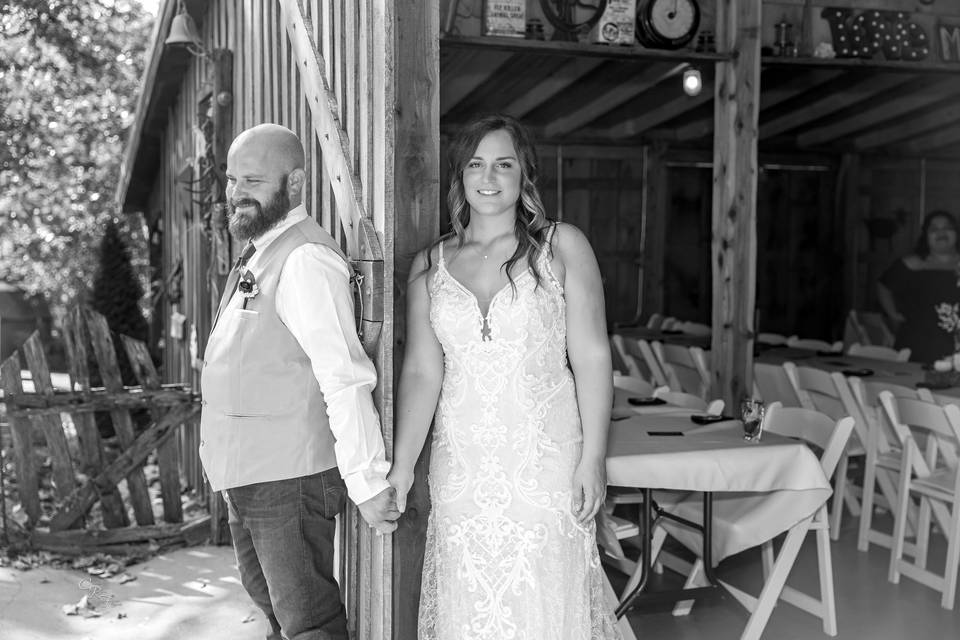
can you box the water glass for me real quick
[740,399,765,442]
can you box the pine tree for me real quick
[90,219,148,345]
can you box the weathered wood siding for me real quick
[139,2,439,637]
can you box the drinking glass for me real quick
[740,399,765,442]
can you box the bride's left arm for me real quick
[554,223,613,524]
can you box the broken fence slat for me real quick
[0,353,41,524]
[61,309,127,528]
[22,333,78,504]
[48,403,201,532]
[121,335,182,523]
[83,309,154,527]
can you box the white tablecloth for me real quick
[605,415,831,562]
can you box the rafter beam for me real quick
[762,74,914,139]
[798,78,960,147]
[440,50,513,116]
[901,125,960,155]
[543,63,686,138]
[674,69,843,142]
[596,80,714,139]
[853,102,960,150]
[501,57,605,118]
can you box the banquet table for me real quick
[602,412,832,640]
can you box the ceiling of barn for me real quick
[440,36,960,159]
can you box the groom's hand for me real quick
[357,487,401,535]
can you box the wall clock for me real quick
[636,0,701,50]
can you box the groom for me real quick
[200,123,399,640]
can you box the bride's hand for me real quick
[571,458,606,525]
[387,467,415,514]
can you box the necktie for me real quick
[213,242,257,328]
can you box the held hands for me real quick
[357,486,401,535]
[571,458,606,525]
[387,467,415,515]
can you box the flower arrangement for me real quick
[238,267,259,309]
[931,302,960,377]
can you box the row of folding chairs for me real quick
[611,334,716,403]
[755,361,960,610]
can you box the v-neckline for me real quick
[439,261,531,321]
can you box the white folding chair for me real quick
[787,336,844,352]
[613,373,655,397]
[784,362,866,539]
[620,336,669,388]
[753,362,802,407]
[645,313,664,329]
[652,386,724,415]
[849,378,931,553]
[881,392,960,609]
[675,320,712,337]
[611,334,642,377]
[847,343,911,362]
[757,332,791,346]
[652,341,711,399]
[643,403,854,637]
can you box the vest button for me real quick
[200,440,206,446]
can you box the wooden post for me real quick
[392,1,440,638]
[710,0,762,410]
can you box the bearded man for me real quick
[200,123,399,640]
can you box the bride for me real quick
[388,114,621,639]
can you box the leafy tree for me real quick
[0,0,155,320]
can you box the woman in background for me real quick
[877,210,960,363]
[388,114,621,639]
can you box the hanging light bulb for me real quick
[682,67,702,96]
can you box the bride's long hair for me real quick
[437,114,553,293]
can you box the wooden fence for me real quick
[0,307,203,554]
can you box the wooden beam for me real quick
[392,0,440,637]
[277,0,381,261]
[677,67,843,142]
[761,73,915,138]
[599,80,714,139]
[501,57,605,118]
[440,49,513,116]
[853,102,960,150]
[798,77,960,147]
[711,0,762,409]
[900,124,960,154]
[543,63,687,138]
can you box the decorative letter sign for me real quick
[821,8,929,61]
[940,24,960,62]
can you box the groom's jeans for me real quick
[224,467,348,640]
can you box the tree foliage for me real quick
[0,0,155,319]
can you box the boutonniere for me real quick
[238,267,259,308]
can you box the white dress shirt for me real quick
[247,204,390,503]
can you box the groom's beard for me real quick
[228,178,290,241]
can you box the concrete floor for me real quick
[0,545,263,640]
[617,513,960,639]
[1,513,956,639]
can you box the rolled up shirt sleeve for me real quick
[275,243,391,504]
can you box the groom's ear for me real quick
[287,168,306,200]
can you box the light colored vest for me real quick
[199,217,347,490]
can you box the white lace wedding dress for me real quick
[418,236,621,640]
